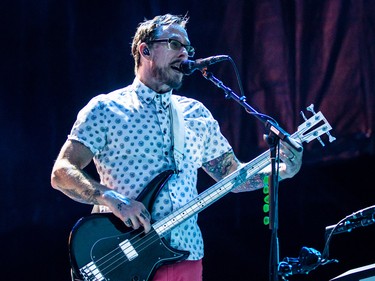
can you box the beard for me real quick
[151,64,183,91]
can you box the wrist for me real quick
[101,190,131,206]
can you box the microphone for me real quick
[179,55,229,75]
[325,205,375,236]
[345,205,375,221]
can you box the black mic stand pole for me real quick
[267,131,281,281]
[200,69,299,281]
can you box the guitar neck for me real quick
[153,148,272,237]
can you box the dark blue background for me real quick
[1,1,374,280]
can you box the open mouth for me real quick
[171,65,182,73]
[170,61,183,73]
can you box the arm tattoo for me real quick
[81,189,101,205]
[240,172,267,191]
[64,188,101,205]
[203,150,269,192]
[202,150,237,181]
[61,167,102,204]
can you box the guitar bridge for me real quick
[80,261,104,281]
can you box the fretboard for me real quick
[153,149,271,237]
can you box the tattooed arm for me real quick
[202,137,303,193]
[51,140,106,204]
[202,149,267,193]
[51,140,151,232]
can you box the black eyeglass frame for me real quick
[148,38,195,57]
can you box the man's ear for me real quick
[139,43,151,59]
[143,47,150,56]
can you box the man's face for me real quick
[149,24,191,91]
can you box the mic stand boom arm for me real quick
[201,69,300,281]
[200,70,302,151]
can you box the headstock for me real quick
[296,104,336,145]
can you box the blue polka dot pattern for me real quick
[68,78,232,260]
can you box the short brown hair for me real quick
[131,14,189,74]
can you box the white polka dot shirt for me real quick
[68,78,232,260]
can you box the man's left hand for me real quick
[278,138,303,180]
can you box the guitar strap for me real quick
[170,95,185,174]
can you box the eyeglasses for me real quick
[148,38,195,57]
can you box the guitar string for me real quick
[86,129,306,278]
[93,197,204,277]
[96,199,215,278]
[91,230,160,277]
[83,223,160,275]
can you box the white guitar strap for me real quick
[170,95,185,174]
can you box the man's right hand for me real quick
[101,190,152,233]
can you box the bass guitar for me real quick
[69,104,335,281]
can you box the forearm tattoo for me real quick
[60,167,102,204]
[203,150,269,192]
[202,150,237,181]
[64,188,101,205]
[229,171,268,193]
[81,189,101,204]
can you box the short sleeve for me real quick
[198,105,232,163]
[68,96,108,155]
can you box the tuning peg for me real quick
[316,136,325,147]
[301,105,325,146]
[326,131,336,143]
[306,104,316,114]
[311,105,336,143]
[300,111,308,121]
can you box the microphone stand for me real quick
[200,69,299,281]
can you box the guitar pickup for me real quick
[119,239,139,261]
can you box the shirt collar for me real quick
[132,78,172,109]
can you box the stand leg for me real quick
[269,231,280,281]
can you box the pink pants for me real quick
[152,260,203,281]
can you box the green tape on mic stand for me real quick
[263,175,270,225]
